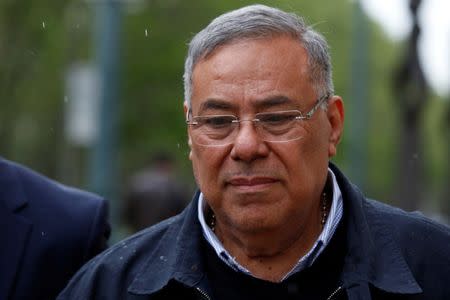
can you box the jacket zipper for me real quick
[327,286,343,300]
[196,287,211,300]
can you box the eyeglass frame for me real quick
[186,93,331,145]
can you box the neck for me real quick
[207,179,332,282]
[218,217,322,281]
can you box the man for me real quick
[124,151,190,232]
[58,4,450,299]
[0,157,110,299]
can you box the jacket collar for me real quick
[0,157,32,299]
[330,164,422,295]
[128,190,209,295]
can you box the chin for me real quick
[230,210,282,233]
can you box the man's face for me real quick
[186,36,344,234]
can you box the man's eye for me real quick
[259,113,296,124]
[203,116,234,127]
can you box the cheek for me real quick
[190,145,228,189]
[304,121,331,157]
[282,127,329,181]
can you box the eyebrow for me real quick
[253,95,293,110]
[196,95,295,114]
[198,99,234,114]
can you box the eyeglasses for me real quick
[186,94,330,147]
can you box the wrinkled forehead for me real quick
[192,36,310,81]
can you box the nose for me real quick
[230,121,269,162]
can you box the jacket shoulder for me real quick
[363,199,450,297]
[58,215,182,300]
[364,198,450,235]
[1,157,110,255]
[364,198,450,260]
[0,158,111,299]
[1,157,105,218]
[18,160,101,202]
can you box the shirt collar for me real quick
[198,168,344,281]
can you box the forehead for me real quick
[190,36,316,112]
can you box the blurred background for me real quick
[1,0,448,241]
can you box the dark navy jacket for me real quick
[0,157,110,300]
[58,164,450,299]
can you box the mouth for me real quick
[226,176,279,192]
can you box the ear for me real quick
[327,96,344,157]
[184,101,193,160]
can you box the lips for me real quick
[227,177,278,186]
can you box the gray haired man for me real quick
[58,4,450,300]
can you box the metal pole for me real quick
[348,0,369,190]
[393,0,427,210]
[90,0,122,241]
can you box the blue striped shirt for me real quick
[198,168,344,281]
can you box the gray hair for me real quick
[183,4,334,107]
